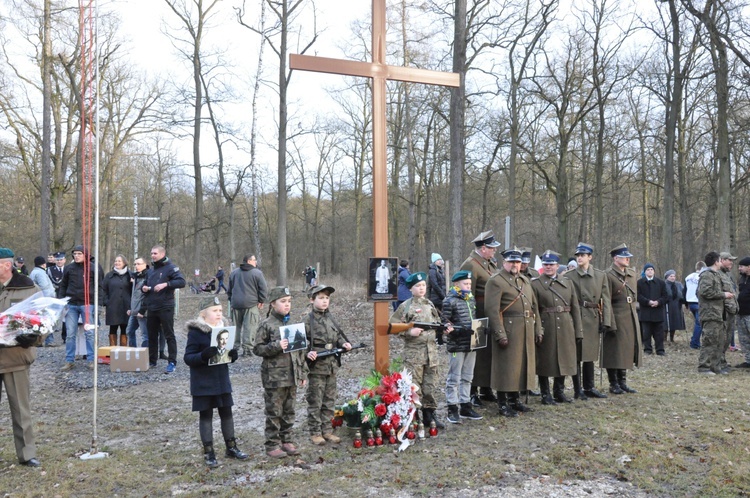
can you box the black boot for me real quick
[447,404,462,424]
[573,363,587,400]
[496,392,518,417]
[607,369,624,394]
[539,376,556,405]
[617,369,637,393]
[459,403,482,420]
[582,362,607,398]
[479,387,497,403]
[225,438,249,460]
[553,377,573,403]
[203,442,218,468]
[508,392,534,413]
[425,408,445,429]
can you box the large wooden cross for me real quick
[291,0,460,374]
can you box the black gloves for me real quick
[229,349,239,363]
[15,334,39,349]
[201,346,219,361]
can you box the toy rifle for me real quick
[307,342,368,367]
[387,322,449,335]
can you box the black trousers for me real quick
[640,321,664,354]
[147,308,177,364]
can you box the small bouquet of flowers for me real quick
[333,361,421,448]
[0,292,69,347]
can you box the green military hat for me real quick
[308,284,335,298]
[199,295,222,311]
[610,243,633,258]
[268,286,291,303]
[0,248,14,259]
[405,272,427,288]
[451,270,472,282]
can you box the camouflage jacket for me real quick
[253,310,308,388]
[698,268,738,322]
[389,296,441,367]
[303,307,348,375]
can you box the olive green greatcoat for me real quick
[603,264,643,370]
[531,274,583,377]
[459,251,498,387]
[566,266,613,362]
[484,269,542,392]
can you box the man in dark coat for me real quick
[637,263,668,356]
[460,230,500,406]
[484,247,542,417]
[141,245,186,373]
[566,242,613,400]
[603,244,642,394]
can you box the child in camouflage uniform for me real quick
[253,286,309,458]
[303,284,352,446]
[390,272,452,429]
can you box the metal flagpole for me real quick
[80,0,107,461]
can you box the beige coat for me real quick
[531,274,583,377]
[484,269,542,392]
[566,266,613,362]
[603,264,642,370]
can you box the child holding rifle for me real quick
[303,284,352,446]
[253,287,309,458]
[389,272,452,429]
[441,270,483,423]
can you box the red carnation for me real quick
[390,414,401,427]
[392,372,402,381]
[380,422,392,435]
[28,316,42,327]
[374,403,387,417]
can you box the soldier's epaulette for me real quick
[531,277,540,282]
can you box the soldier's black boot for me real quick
[496,392,518,417]
[508,392,534,413]
[553,377,573,403]
[425,408,445,429]
[203,442,218,468]
[479,387,497,403]
[607,369,624,394]
[617,369,637,393]
[573,363,587,400]
[225,438,249,460]
[582,361,607,398]
[539,376,556,405]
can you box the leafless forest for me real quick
[1,0,750,284]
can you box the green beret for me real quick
[268,286,291,303]
[200,296,221,311]
[308,284,335,298]
[451,270,472,282]
[405,272,427,288]
[0,248,14,259]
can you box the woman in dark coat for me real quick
[663,269,686,342]
[102,255,132,346]
[183,297,246,467]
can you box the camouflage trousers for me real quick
[232,306,260,354]
[737,315,750,363]
[698,320,724,373]
[721,315,735,368]
[263,386,297,450]
[306,372,337,436]
[405,360,438,410]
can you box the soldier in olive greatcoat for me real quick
[460,230,500,407]
[566,242,613,400]
[603,244,643,394]
[531,251,583,405]
[484,247,542,417]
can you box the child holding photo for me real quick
[183,296,246,468]
[253,287,309,458]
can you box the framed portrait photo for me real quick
[209,326,236,365]
[470,318,489,350]
[280,323,307,353]
[367,257,398,302]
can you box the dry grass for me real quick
[0,294,749,497]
